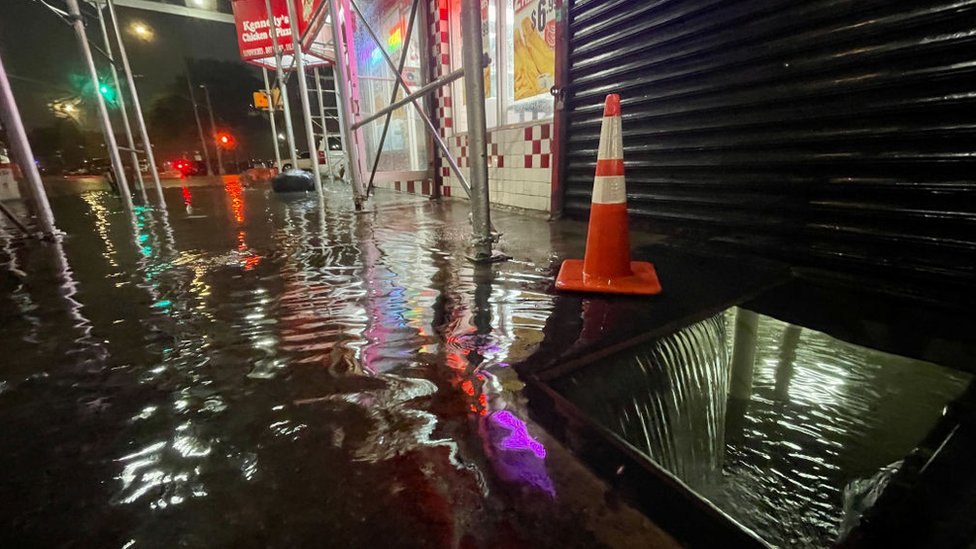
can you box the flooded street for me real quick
[2,179,972,548]
[0,181,673,548]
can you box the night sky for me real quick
[1,1,246,129]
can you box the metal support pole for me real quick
[200,84,222,175]
[263,68,282,169]
[313,67,331,177]
[185,59,213,175]
[97,0,146,203]
[286,0,322,194]
[348,0,474,200]
[106,0,163,204]
[364,0,419,196]
[66,0,133,213]
[329,0,365,209]
[265,0,298,169]
[0,53,57,236]
[460,0,494,259]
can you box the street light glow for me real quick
[129,22,154,42]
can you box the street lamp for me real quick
[129,21,154,42]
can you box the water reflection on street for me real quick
[0,182,670,548]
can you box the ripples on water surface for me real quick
[554,308,972,547]
[0,183,638,547]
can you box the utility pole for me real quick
[185,59,213,175]
[106,0,163,204]
[65,0,133,213]
[200,84,222,175]
[96,0,146,203]
[0,53,57,236]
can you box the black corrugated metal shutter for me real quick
[563,0,976,306]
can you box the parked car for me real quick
[279,137,345,179]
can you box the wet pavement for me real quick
[0,178,677,548]
[4,176,973,548]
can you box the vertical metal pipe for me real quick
[265,0,298,169]
[66,0,133,213]
[313,67,331,177]
[329,0,366,209]
[106,0,162,205]
[263,68,282,169]
[97,0,146,203]
[185,59,213,175]
[286,0,322,194]
[200,85,222,175]
[460,0,493,259]
[0,54,56,236]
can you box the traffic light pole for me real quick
[65,0,133,214]
[285,0,322,194]
[106,0,164,205]
[96,0,147,204]
[200,84,222,175]
[185,59,214,176]
[263,68,282,169]
[0,52,57,236]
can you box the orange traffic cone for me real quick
[555,94,662,295]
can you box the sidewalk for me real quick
[0,179,680,548]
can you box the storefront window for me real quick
[503,0,554,125]
[353,0,428,172]
[450,0,498,132]
[450,0,554,133]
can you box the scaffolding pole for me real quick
[0,53,57,236]
[263,68,282,169]
[459,0,495,260]
[96,0,146,203]
[329,0,366,209]
[286,0,322,194]
[313,67,331,178]
[106,0,163,205]
[265,0,298,169]
[66,0,134,213]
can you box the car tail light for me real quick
[318,150,325,162]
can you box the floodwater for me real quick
[552,308,973,547]
[3,178,971,548]
[0,180,675,548]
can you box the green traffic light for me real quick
[98,84,116,102]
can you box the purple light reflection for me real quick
[491,410,546,459]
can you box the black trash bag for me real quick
[271,169,315,193]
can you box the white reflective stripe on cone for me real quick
[597,115,623,160]
[592,175,627,204]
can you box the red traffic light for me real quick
[215,132,236,148]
